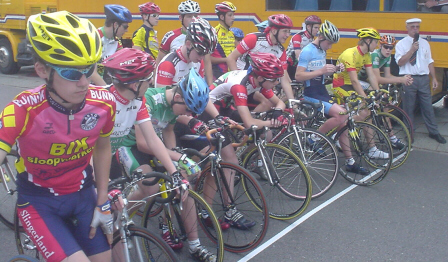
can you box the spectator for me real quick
[395,18,446,144]
[418,0,448,12]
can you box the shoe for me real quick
[162,230,183,250]
[429,133,447,144]
[224,208,256,230]
[190,245,217,262]
[306,138,326,157]
[253,166,268,181]
[346,163,370,176]
[391,139,406,150]
[368,148,389,159]
[203,216,230,231]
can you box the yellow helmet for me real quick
[356,28,380,40]
[27,11,102,66]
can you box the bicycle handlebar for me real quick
[205,124,249,148]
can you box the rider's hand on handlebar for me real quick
[171,171,189,202]
[188,118,209,135]
[108,189,125,211]
[178,154,201,175]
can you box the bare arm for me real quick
[227,48,243,71]
[237,105,274,129]
[373,67,408,85]
[280,71,294,100]
[348,70,367,97]
[155,50,168,67]
[92,136,112,205]
[295,65,336,82]
[135,124,181,161]
[161,124,177,151]
[365,66,380,90]
[268,94,286,110]
[204,54,214,86]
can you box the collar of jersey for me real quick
[176,48,188,63]
[216,23,230,33]
[303,30,312,39]
[357,45,366,56]
[110,86,130,105]
[265,32,274,46]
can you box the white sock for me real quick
[369,146,378,152]
[189,239,201,252]
[389,135,398,143]
[346,158,355,166]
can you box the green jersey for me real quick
[358,49,391,82]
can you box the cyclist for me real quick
[132,2,161,60]
[91,4,132,86]
[255,20,268,33]
[358,35,413,90]
[210,1,237,80]
[295,21,369,175]
[155,0,201,65]
[286,15,322,80]
[227,14,296,101]
[332,27,390,160]
[230,27,244,47]
[155,16,217,87]
[0,11,115,261]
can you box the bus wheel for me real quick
[0,39,21,74]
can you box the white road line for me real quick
[238,184,358,262]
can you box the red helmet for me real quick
[249,52,284,79]
[102,48,155,84]
[379,35,397,46]
[268,14,293,29]
[305,15,322,25]
[215,1,237,13]
[139,2,161,14]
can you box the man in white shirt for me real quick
[395,18,446,144]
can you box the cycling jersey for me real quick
[0,85,116,196]
[210,70,274,108]
[155,48,205,86]
[211,23,235,77]
[297,43,331,102]
[286,30,313,67]
[159,28,186,55]
[97,27,123,76]
[358,49,390,82]
[236,32,287,70]
[109,86,151,153]
[132,25,159,59]
[333,46,372,87]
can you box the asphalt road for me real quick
[1,67,447,262]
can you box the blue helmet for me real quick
[178,68,209,115]
[230,27,244,39]
[104,4,132,23]
[255,20,268,32]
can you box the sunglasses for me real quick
[409,25,420,29]
[47,64,96,81]
[121,24,129,29]
[383,45,394,50]
[194,47,207,56]
[150,14,159,18]
[264,77,280,83]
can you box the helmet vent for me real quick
[56,37,83,57]
[66,14,80,28]
[33,41,52,52]
[50,54,74,62]
[41,15,59,25]
[79,34,91,56]
[46,27,70,37]
[28,23,37,37]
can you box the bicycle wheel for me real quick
[0,153,18,230]
[142,190,224,262]
[242,143,312,220]
[383,103,414,143]
[334,121,393,186]
[7,255,40,262]
[366,112,411,169]
[195,162,269,253]
[14,207,45,262]
[111,224,177,262]
[278,128,338,199]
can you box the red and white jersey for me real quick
[98,27,123,63]
[210,70,274,107]
[155,48,205,86]
[0,85,116,196]
[159,28,186,54]
[286,30,313,65]
[236,32,287,70]
[109,86,151,153]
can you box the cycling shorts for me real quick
[332,85,357,104]
[16,186,110,262]
[111,146,152,180]
[303,95,333,115]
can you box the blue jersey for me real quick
[297,43,330,101]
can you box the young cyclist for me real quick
[155,16,217,87]
[91,4,132,86]
[358,35,413,90]
[295,21,370,175]
[230,27,244,47]
[286,15,322,80]
[210,1,237,80]
[255,20,268,33]
[155,0,201,65]
[0,11,115,262]
[227,14,296,101]
[132,2,161,60]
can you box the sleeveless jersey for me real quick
[109,86,151,153]
[211,23,235,75]
[333,46,372,87]
[210,70,274,107]
[155,48,205,86]
[132,25,159,59]
[297,43,331,101]
[286,30,313,67]
[159,28,186,54]
[358,49,391,81]
[235,32,287,70]
[0,85,116,196]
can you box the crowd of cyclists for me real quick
[0,0,417,261]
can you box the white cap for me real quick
[406,18,422,24]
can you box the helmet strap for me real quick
[46,69,70,104]
[186,46,194,60]
[145,14,155,27]
[113,22,121,40]
[362,38,372,53]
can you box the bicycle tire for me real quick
[195,162,269,253]
[141,189,224,262]
[334,121,393,186]
[366,112,411,169]
[14,206,45,261]
[383,103,414,143]
[111,224,178,262]
[278,128,339,199]
[7,255,40,262]
[242,143,312,220]
[0,154,18,230]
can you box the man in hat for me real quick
[395,18,446,144]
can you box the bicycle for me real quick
[7,255,39,262]
[0,149,18,230]
[238,125,312,220]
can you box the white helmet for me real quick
[178,0,201,14]
[319,20,340,43]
